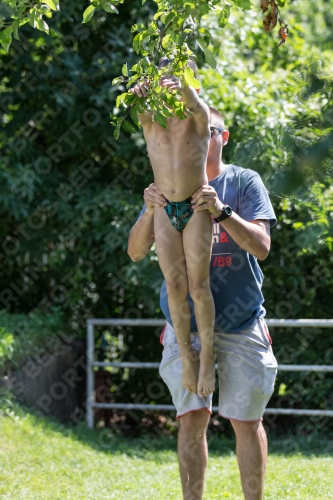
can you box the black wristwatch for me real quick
[214,205,232,223]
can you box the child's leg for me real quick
[154,208,198,393]
[183,210,215,398]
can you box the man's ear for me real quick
[222,130,229,146]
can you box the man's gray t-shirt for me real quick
[158,165,277,333]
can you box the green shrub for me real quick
[0,308,69,373]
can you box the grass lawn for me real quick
[1,409,333,499]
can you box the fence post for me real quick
[86,322,95,429]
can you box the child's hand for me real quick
[129,80,149,97]
[160,75,182,91]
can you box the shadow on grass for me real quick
[2,398,333,460]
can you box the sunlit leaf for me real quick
[218,5,231,28]
[36,18,49,33]
[162,34,172,49]
[112,76,124,86]
[233,0,252,10]
[43,0,60,11]
[183,67,200,90]
[102,3,119,14]
[82,5,95,23]
[131,23,146,32]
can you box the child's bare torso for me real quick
[143,115,210,201]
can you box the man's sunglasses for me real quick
[210,126,224,137]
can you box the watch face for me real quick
[214,205,232,223]
[224,205,232,216]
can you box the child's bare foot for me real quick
[197,354,216,398]
[180,349,199,393]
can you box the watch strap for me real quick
[214,205,232,223]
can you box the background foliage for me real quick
[0,0,332,434]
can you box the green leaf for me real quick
[130,105,140,126]
[43,0,60,11]
[154,11,164,20]
[39,4,51,14]
[123,120,138,134]
[113,124,121,140]
[164,11,176,26]
[173,101,187,119]
[29,9,36,28]
[218,5,231,28]
[122,63,128,77]
[232,0,252,10]
[0,26,12,52]
[102,3,119,14]
[82,5,95,23]
[162,92,177,107]
[116,93,127,107]
[112,116,124,139]
[131,23,146,32]
[126,74,139,87]
[184,1,196,8]
[11,19,20,41]
[112,76,124,86]
[176,15,186,27]
[162,34,172,49]
[155,111,167,128]
[183,67,200,90]
[19,19,29,27]
[197,40,216,69]
[133,32,144,53]
[160,101,175,118]
[36,18,49,34]
[116,92,136,108]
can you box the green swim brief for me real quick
[163,196,194,232]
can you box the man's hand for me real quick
[144,183,167,214]
[191,185,223,219]
[129,80,149,98]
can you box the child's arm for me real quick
[160,76,209,124]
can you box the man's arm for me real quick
[191,185,271,261]
[127,210,154,262]
[127,184,166,262]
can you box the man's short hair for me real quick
[209,106,225,129]
[158,56,198,79]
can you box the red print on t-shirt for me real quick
[212,256,232,267]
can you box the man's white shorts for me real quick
[159,318,278,421]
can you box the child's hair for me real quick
[158,56,198,79]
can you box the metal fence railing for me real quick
[86,319,333,428]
